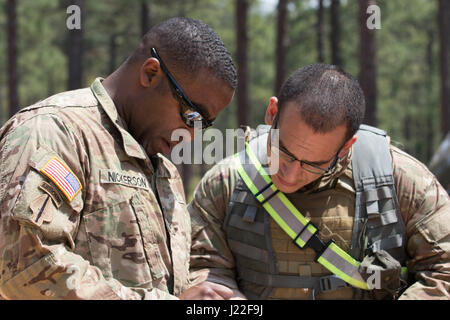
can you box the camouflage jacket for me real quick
[0,78,191,300]
[188,128,450,299]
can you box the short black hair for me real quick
[278,63,365,141]
[130,17,237,89]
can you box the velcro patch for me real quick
[40,156,82,202]
[39,181,63,208]
[30,194,54,226]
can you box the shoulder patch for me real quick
[40,156,82,202]
[39,181,63,208]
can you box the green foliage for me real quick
[376,0,440,160]
[0,0,444,196]
[17,0,67,107]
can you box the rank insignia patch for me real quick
[40,156,82,202]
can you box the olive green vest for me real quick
[224,125,407,300]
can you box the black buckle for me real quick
[312,239,335,262]
[255,182,280,205]
[254,181,273,197]
[293,221,335,261]
[319,275,349,292]
[293,221,318,249]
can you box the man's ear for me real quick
[265,97,279,126]
[139,57,161,88]
[339,135,358,158]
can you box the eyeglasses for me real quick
[270,116,341,175]
[150,48,214,129]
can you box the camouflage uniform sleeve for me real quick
[0,114,176,300]
[390,146,450,299]
[188,156,240,290]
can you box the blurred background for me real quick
[1,0,449,198]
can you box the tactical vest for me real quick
[224,125,407,300]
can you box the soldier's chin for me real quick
[141,140,157,157]
[155,138,171,155]
[272,174,302,194]
[142,139,167,156]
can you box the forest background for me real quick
[2,0,449,199]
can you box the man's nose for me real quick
[281,160,303,181]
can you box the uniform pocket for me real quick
[83,195,153,287]
[416,209,450,252]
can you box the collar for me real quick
[90,77,147,160]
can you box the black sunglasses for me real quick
[150,48,213,129]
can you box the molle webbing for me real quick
[235,143,371,290]
[226,125,407,299]
[349,125,406,264]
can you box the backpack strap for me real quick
[349,125,407,263]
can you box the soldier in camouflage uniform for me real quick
[184,64,450,300]
[0,17,236,300]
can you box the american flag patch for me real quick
[40,156,82,202]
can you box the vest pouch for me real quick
[358,250,406,295]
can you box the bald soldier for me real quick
[183,64,450,300]
[0,17,236,300]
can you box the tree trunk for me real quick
[178,0,187,17]
[47,71,55,97]
[403,112,412,154]
[426,28,435,162]
[275,0,289,95]
[109,34,117,74]
[141,0,150,37]
[236,0,250,127]
[317,0,324,63]
[358,0,377,126]
[67,0,83,90]
[439,0,450,135]
[7,0,19,117]
[330,0,341,66]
